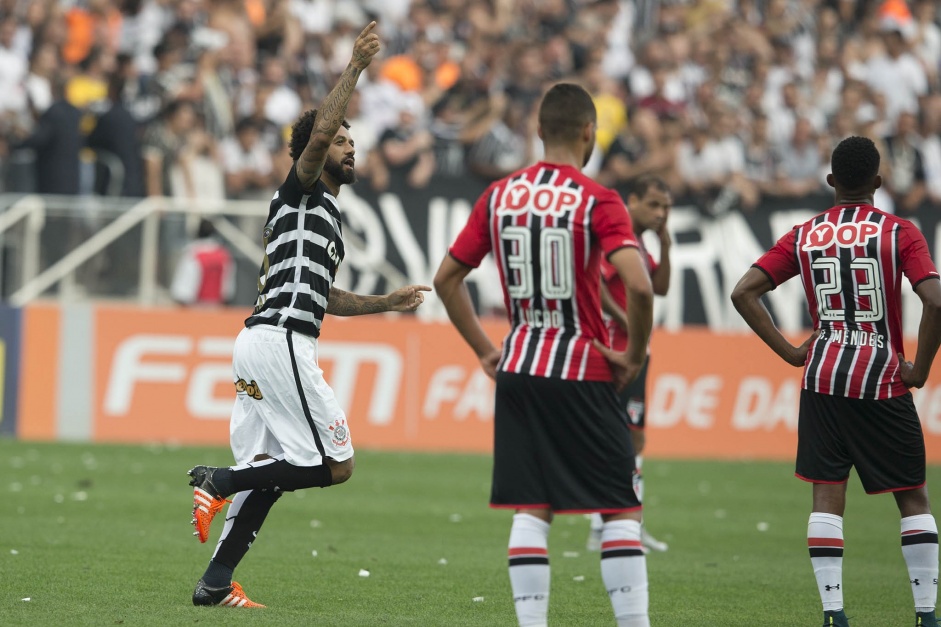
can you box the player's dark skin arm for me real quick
[650,226,671,296]
[295,22,379,189]
[433,255,502,378]
[730,267,817,367]
[594,247,653,390]
[326,285,431,316]
[899,277,941,388]
[600,280,629,331]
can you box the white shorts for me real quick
[229,325,353,466]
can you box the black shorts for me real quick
[490,372,641,514]
[796,389,926,494]
[619,356,649,430]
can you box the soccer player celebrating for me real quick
[732,136,941,627]
[587,175,672,554]
[435,83,655,627]
[185,22,430,608]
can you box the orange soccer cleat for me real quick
[187,466,231,543]
[192,580,265,608]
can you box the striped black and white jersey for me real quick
[245,167,345,338]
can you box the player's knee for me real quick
[327,456,355,485]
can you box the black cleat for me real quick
[917,611,940,627]
[823,609,850,627]
[192,579,265,608]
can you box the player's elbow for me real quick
[433,266,456,299]
[628,279,654,306]
[730,282,756,315]
[730,284,746,311]
[923,289,941,318]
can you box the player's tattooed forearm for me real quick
[300,64,361,171]
[326,286,387,316]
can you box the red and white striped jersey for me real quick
[602,238,657,352]
[449,161,639,381]
[754,203,939,399]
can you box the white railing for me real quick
[0,194,406,306]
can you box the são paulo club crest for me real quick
[328,418,350,447]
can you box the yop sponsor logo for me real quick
[802,221,879,251]
[497,179,583,218]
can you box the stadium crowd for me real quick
[0,0,939,215]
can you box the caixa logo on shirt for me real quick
[327,240,341,270]
[802,221,879,251]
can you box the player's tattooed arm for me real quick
[326,285,431,316]
[295,22,380,189]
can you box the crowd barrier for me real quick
[5,303,941,462]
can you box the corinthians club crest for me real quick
[328,418,349,447]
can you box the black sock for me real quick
[214,460,333,496]
[203,488,283,585]
[201,560,234,588]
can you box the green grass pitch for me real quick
[1,439,938,626]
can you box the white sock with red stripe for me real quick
[600,519,649,627]
[901,514,939,612]
[508,513,550,627]
[634,455,644,503]
[808,512,844,611]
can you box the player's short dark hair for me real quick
[831,136,880,191]
[538,83,596,143]
[289,109,351,162]
[632,175,669,199]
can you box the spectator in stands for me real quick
[773,117,823,198]
[598,108,672,192]
[637,64,686,123]
[14,77,81,195]
[343,88,386,188]
[24,41,58,120]
[767,82,824,150]
[142,98,199,198]
[0,15,28,127]
[170,219,235,307]
[741,113,778,210]
[466,94,532,183]
[676,121,744,214]
[219,117,274,200]
[883,110,928,213]
[62,0,122,66]
[258,55,301,129]
[191,32,234,140]
[919,106,941,204]
[866,23,929,129]
[913,0,941,91]
[378,93,435,189]
[86,76,146,198]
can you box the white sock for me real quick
[508,513,550,627]
[808,513,844,611]
[901,514,939,613]
[634,455,644,503]
[601,519,649,627]
[590,513,603,532]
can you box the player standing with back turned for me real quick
[435,82,655,627]
[732,136,941,627]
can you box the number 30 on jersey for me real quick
[501,227,574,300]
